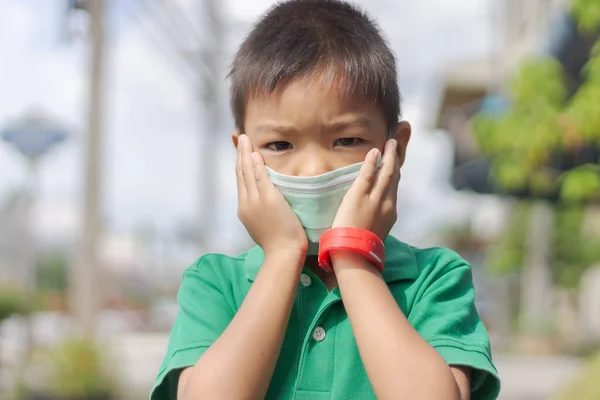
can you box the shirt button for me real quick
[300,273,312,287]
[312,326,326,342]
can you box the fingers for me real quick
[353,148,381,193]
[235,139,247,201]
[251,151,272,193]
[238,134,278,203]
[239,135,258,198]
[387,153,401,198]
[371,139,399,200]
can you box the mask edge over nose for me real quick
[266,161,364,187]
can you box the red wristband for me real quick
[318,227,386,273]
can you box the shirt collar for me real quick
[244,235,419,283]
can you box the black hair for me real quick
[228,0,400,132]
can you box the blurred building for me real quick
[434,0,600,350]
[434,0,583,197]
[433,0,587,349]
[501,0,570,74]
[437,0,568,126]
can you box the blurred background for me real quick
[0,0,599,399]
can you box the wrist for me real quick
[330,250,380,274]
[264,246,306,268]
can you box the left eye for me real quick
[335,138,362,147]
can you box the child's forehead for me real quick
[251,70,377,110]
[245,78,387,134]
[242,64,390,132]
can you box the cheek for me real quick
[259,152,290,173]
[356,149,373,162]
[334,148,372,166]
[357,140,387,160]
[328,142,385,166]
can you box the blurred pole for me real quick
[520,201,554,335]
[73,0,105,340]
[1,111,68,390]
[197,0,223,252]
[12,159,40,386]
[20,159,39,352]
[138,0,225,251]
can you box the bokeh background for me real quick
[1,0,599,399]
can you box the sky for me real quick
[0,0,496,251]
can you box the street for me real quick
[495,354,581,400]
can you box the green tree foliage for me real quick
[471,0,600,203]
[487,202,529,276]
[48,340,117,398]
[552,206,600,288]
[567,41,600,142]
[472,1,600,289]
[0,288,27,321]
[488,204,600,289]
[572,0,600,34]
[471,57,567,195]
[20,339,119,398]
[36,251,69,294]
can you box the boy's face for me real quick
[233,74,411,176]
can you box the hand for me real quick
[236,134,308,258]
[332,139,400,240]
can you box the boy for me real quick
[151,0,500,399]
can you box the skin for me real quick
[178,73,471,400]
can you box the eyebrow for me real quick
[254,123,298,135]
[325,116,372,131]
[254,117,372,135]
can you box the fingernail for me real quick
[389,139,397,148]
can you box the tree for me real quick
[471,0,600,203]
[472,0,600,291]
[488,203,600,289]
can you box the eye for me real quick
[335,138,363,147]
[266,141,292,151]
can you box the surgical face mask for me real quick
[266,162,365,254]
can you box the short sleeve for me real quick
[150,256,236,400]
[408,256,501,400]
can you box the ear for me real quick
[231,130,241,149]
[391,121,411,167]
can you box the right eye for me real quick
[266,141,292,151]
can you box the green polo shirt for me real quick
[150,236,500,400]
